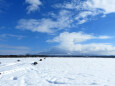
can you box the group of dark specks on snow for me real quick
[17,57,46,65]
[0,57,46,75]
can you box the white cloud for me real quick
[55,0,115,25]
[16,10,73,33]
[25,0,42,13]
[48,32,110,43]
[54,1,77,9]
[18,0,115,33]
[84,0,115,14]
[16,19,53,33]
[98,36,111,39]
[77,0,115,23]
[62,0,115,14]
[75,11,99,24]
[75,11,93,20]
[16,19,56,33]
[66,43,115,55]
[47,32,114,55]
[77,19,87,24]
[48,32,94,43]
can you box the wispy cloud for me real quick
[98,36,111,39]
[25,0,42,14]
[84,0,115,14]
[0,44,30,55]
[47,32,114,55]
[75,11,99,24]
[0,34,26,40]
[0,50,29,55]
[54,0,115,24]
[16,10,73,33]
[18,0,115,34]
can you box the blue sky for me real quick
[0,0,115,55]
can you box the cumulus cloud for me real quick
[25,0,42,13]
[16,10,73,33]
[48,32,94,43]
[48,32,110,43]
[47,32,114,55]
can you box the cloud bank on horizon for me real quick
[0,0,115,55]
[47,32,114,55]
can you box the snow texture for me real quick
[0,57,115,86]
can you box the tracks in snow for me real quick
[0,58,112,86]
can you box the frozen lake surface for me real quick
[0,57,115,86]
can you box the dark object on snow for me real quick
[39,59,42,61]
[17,60,20,62]
[0,62,1,64]
[44,57,46,59]
[33,62,38,65]
[0,73,1,75]
[13,77,18,80]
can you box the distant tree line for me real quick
[0,54,115,58]
[0,55,48,58]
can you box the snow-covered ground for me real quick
[0,57,115,86]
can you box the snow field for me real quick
[0,57,115,86]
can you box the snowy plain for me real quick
[0,57,115,86]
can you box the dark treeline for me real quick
[0,55,48,58]
[0,55,115,58]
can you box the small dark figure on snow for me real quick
[39,59,42,61]
[33,62,38,65]
[17,60,20,62]
[0,73,1,75]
